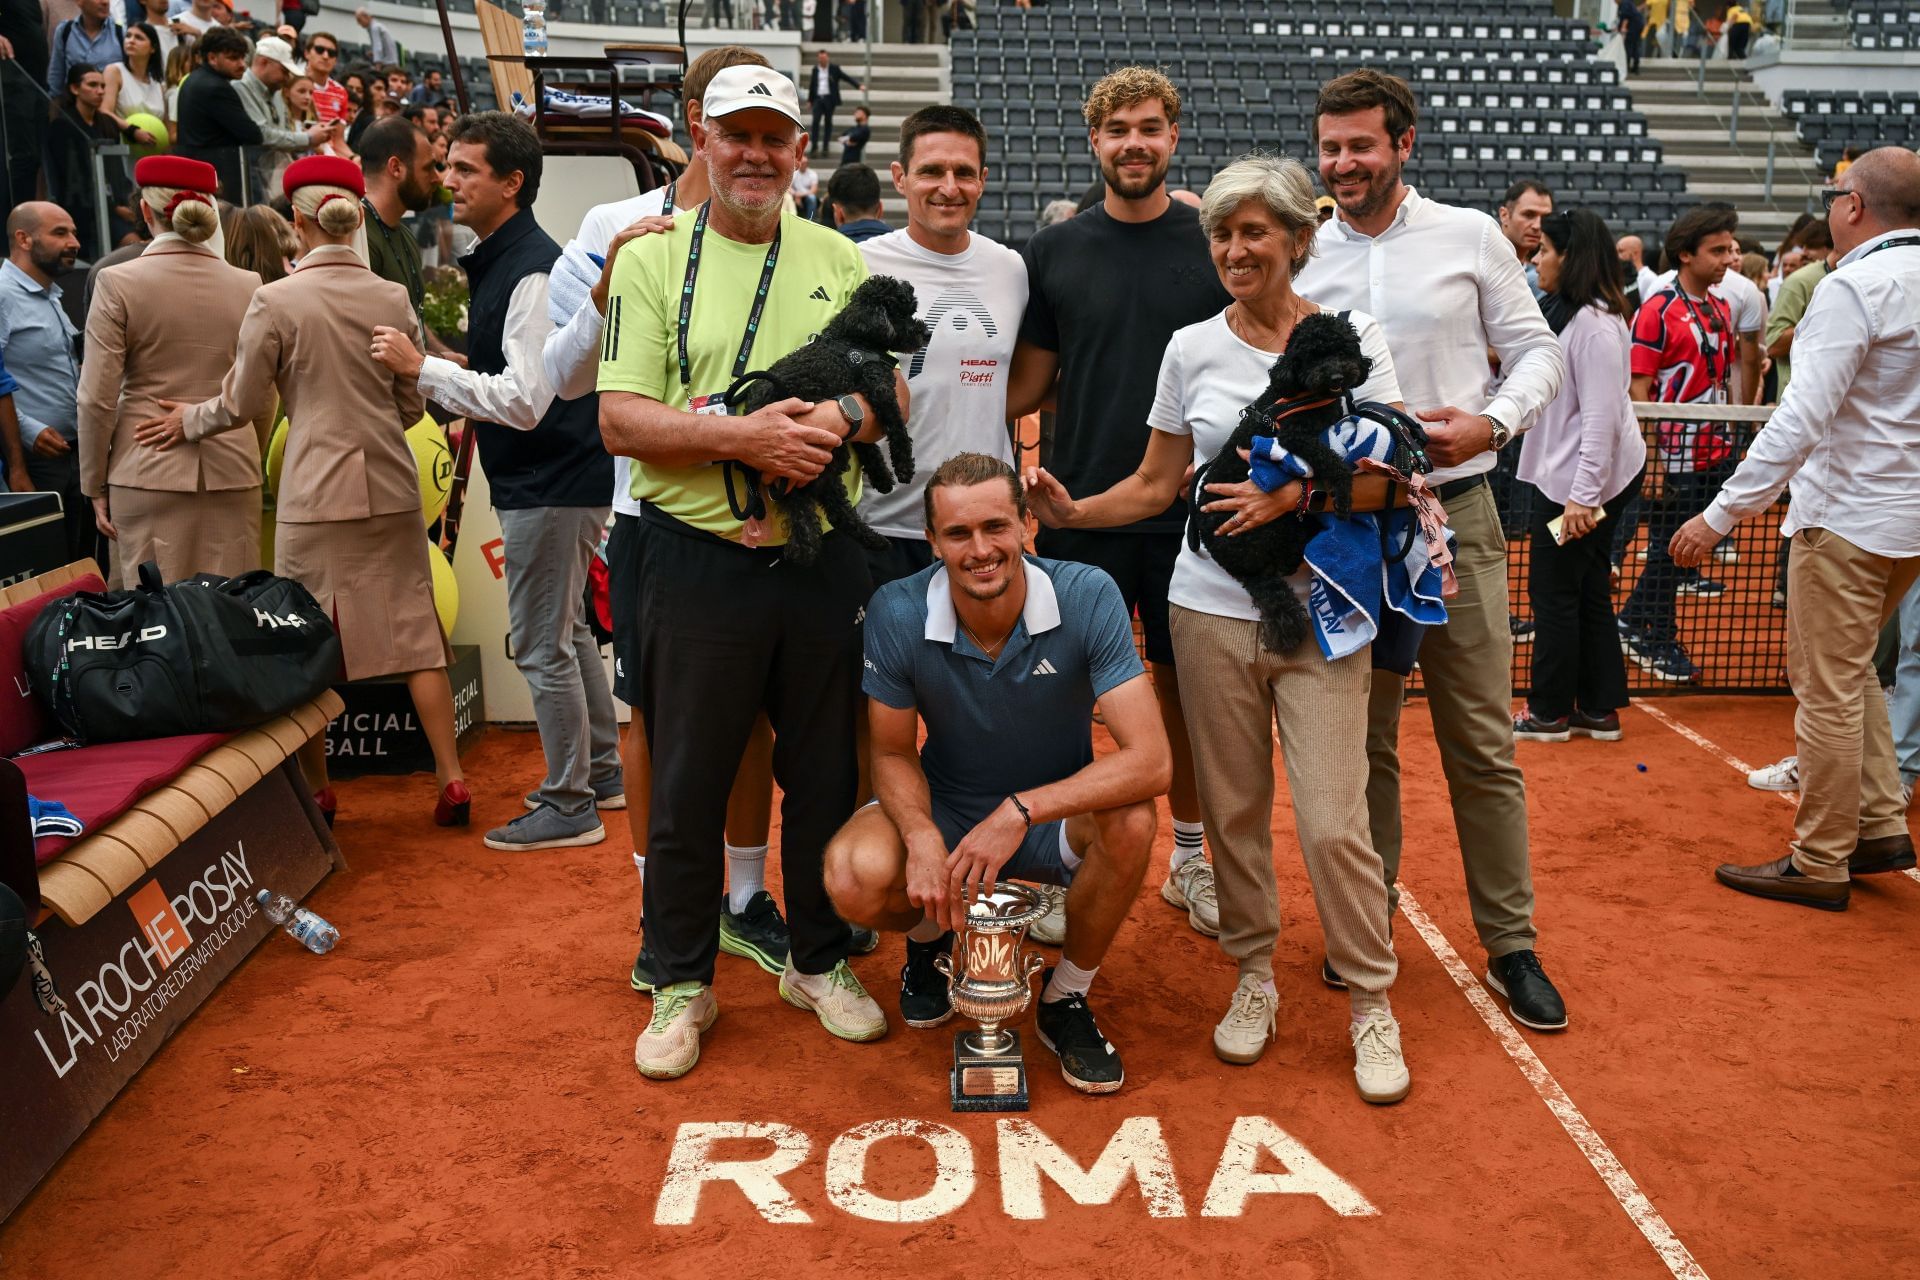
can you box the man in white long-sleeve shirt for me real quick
[1671,147,1920,911]
[371,111,619,855]
[1295,69,1571,1032]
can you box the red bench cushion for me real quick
[0,573,106,757]
[22,732,230,866]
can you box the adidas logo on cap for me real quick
[748,82,772,96]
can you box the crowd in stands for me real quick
[1,6,1917,1115]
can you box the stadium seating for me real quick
[1847,0,1920,49]
[955,0,1685,245]
[1778,87,1920,173]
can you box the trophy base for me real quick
[950,1029,1032,1112]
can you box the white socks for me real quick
[1042,958,1098,1004]
[1171,819,1206,870]
[725,843,767,913]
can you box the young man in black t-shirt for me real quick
[1008,66,1231,941]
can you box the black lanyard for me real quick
[362,198,424,319]
[675,199,781,392]
[1677,290,1727,394]
[1862,234,1920,259]
[661,178,675,213]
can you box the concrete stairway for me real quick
[1784,0,1852,50]
[1630,58,1825,242]
[798,41,950,229]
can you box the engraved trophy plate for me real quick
[935,883,1048,1113]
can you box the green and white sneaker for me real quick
[635,982,717,1080]
[719,891,791,976]
[1161,857,1221,937]
[779,959,887,1042]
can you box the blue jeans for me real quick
[498,505,622,817]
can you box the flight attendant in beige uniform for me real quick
[79,156,266,589]
[138,156,471,827]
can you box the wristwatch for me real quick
[835,394,865,441]
[1485,413,1512,451]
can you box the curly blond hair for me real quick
[1082,66,1181,131]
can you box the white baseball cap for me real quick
[255,36,301,75]
[701,65,804,129]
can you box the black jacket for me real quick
[461,207,610,510]
[174,67,263,201]
[806,60,859,107]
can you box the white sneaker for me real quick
[1747,754,1800,792]
[1161,857,1221,937]
[779,959,887,1042]
[634,982,717,1080]
[1902,777,1914,809]
[1350,1009,1411,1104]
[1213,974,1277,1065]
[1028,884,1068,946]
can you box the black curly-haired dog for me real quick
[1190,311,1374,654]
[725,274,931,565]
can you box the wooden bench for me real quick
[0,560,344,1223]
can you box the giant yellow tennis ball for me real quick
[125,112,168,158]
[428,541,458,637]
[264,411,288,501]
[265,413,451,525]
[408,416,453,524]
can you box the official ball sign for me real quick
[326,644,485,777]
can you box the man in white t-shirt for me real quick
[540,46,876,996]
[790,159,819,219]
[856,104,1029,588]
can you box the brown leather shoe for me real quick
[1714,854,1850,911]
[1850,833,1917,876]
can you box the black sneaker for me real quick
[719,891,791,976]
[1512,710,1572,742]
[1034,970,1125,1094]
[630,940,658,994]
[899,932,954,1028]
[1320,956,1348,990]
[1509,615,1535,644]
[1486,950,1568,1032]
[849,923,881,955]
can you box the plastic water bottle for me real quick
[521,0,548,57]
[256,889,339,954]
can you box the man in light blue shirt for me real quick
[0,204,87,555]
[47,0,123,97]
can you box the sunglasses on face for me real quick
[309,44,337,56]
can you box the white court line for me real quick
[1631,698,1920,886]
[1398,886,1711,1280]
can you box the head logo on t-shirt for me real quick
[908,288,999,380]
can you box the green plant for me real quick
[422,264,469,345]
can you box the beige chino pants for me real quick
[1784,527,1920,881]
[1365,481,1537,958]
[1169,604,1396,1007]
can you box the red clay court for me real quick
[2,695,1913,1280]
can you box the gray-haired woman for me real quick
[1026,155,1426,1104]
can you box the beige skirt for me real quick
[107,485,262,589]
[276,511,448,682]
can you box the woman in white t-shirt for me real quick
[1025,156,1418,1104]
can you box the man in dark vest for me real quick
[370,110,621,853]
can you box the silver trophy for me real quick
[935,882,1049,1112]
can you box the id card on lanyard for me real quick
[677,200,782,545]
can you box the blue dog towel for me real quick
[27,796,83,839]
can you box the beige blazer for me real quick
[184,243,427,525]
[77,239,266,499]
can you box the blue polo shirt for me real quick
[863,555,1145,813]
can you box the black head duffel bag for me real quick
[24,563,342,743]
